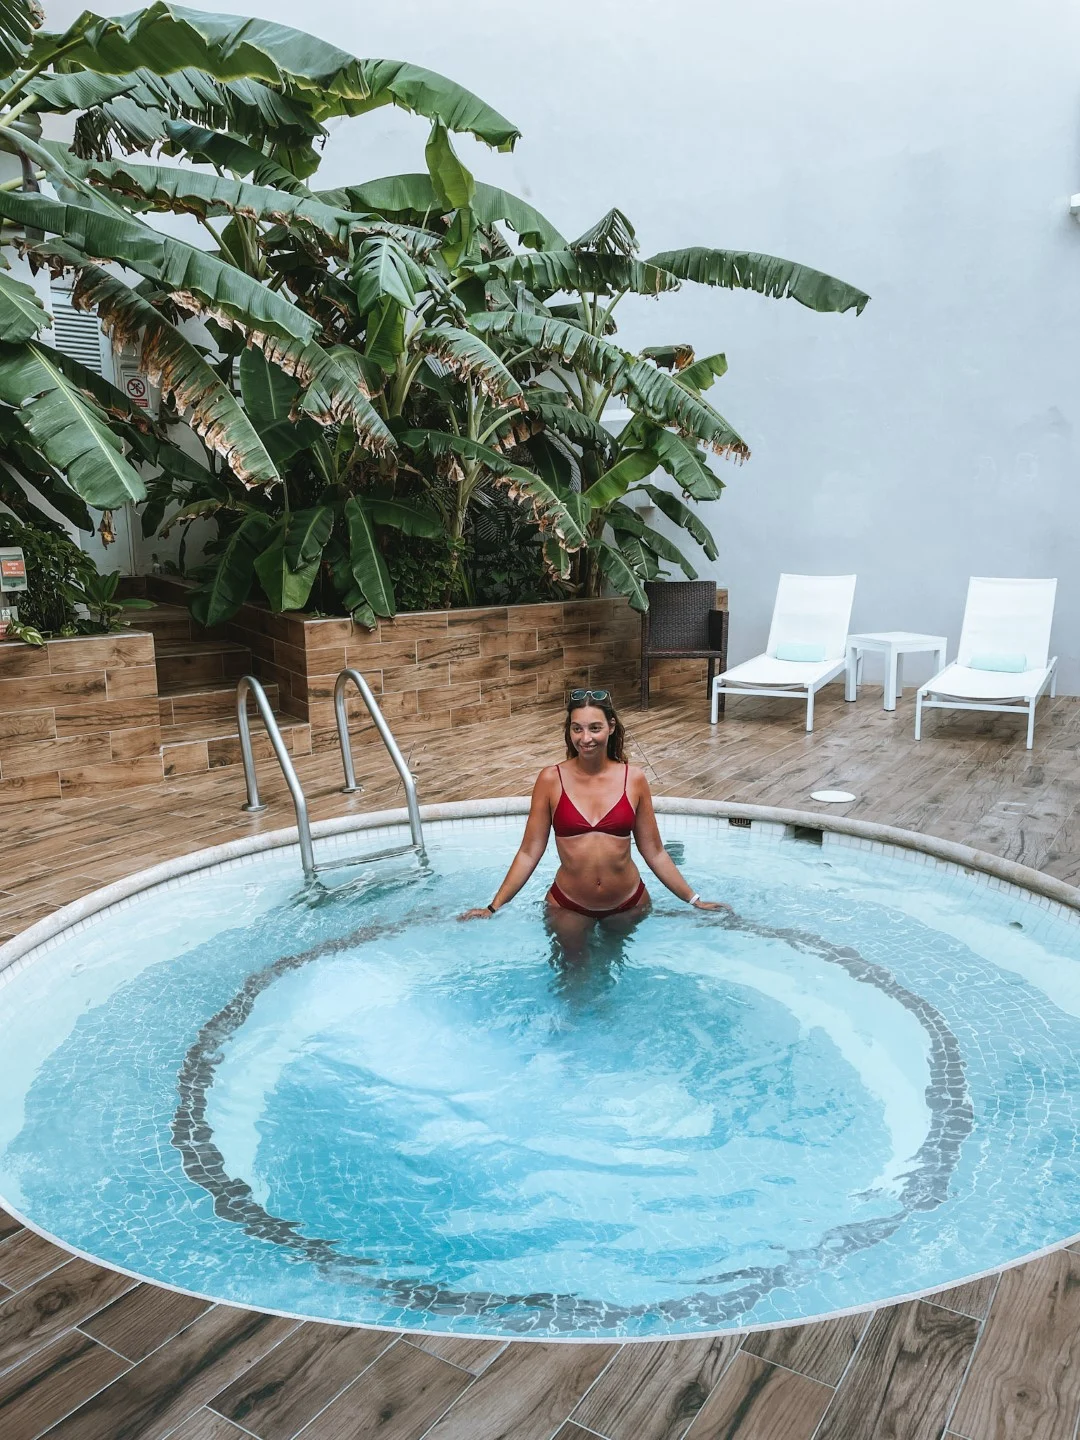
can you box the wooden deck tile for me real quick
[0,1330,129,1440]
[0,1230,73,1292]
[403,1333,506,1375]
[570,1336,738,1440]
[425,1342,617,1440]
[923,1273,999,1320]
[209,1321,396,1440]
[158,1409,253,1440]
[79,1283,212,1361]
[297,1340,473,1439]
[0,1213,21,1242]
[0,1257,135,1375]
[948,1249,1080,1440]
[741,1312,870,1386]
[813,1300,978,1440]
[682,1351,833,1439]
[42,1305,297,1440]
[552,1426,605,1440]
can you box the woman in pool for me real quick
[460,689,727,948]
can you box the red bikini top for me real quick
[552,763,637,838]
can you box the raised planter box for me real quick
[0,632,162,804]
[141,577,724,752]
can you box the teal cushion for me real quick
[969,652,1027,673]
[775,642,827,662]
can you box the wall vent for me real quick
[727,816,752,829]
[49,289,105,375]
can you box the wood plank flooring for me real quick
[3,685,1080,1439]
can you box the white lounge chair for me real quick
[915,577,1058,750]
[710,574,857,732]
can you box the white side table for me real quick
[845,632,948,711]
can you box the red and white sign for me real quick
[124,374,149,408]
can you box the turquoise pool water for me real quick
[1,814,1079,1339]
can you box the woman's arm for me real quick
[631,772,731,911]
[458,768,555,919]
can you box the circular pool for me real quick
[2,802,1079,1340]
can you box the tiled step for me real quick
[160,712,312,778]
[134,603,196,646]
[158,678,281,725]
[155,638,252,691]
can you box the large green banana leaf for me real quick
[415,326,523,407]
[36,250,281,486]
[362,296,405,374]
[637,483,718,560]
[624,359,748,458]
[253,516,320,611]
[0,341,146,506]
[73,67,323,156]
[190,510,272,626]
[645,247,869,315]
[425,122,474,211]
[344,495,394,617]
[583,448,661,508]
[636,423,728,499]
[352,234,426,312]
[589,537,647,610]
[0,407,94,530]
[320,174,565,250]
[467,250,680,299]
[571,207,638,256]
[399,428,588,549]
[469,310,628,387]
[470,310,747,456]
[0,268,50,343]
[237,347,312,464]
[282,504,333,571]
[160,120,312,195]
[524,393,616,452]
[675,352,728,392]
[23,69,137,110]
[0,190,318,343]
[250,333,393,453]
[365,496,442,537]
[77,158,359,249]
[0,0,40,70]
[609,502,698,578]
[38,5,521,148]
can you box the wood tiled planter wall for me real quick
[0,632,161,804]
[216,594,715,754]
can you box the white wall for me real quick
[45,0,1080,687]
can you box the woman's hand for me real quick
[458,907,494,921]
[692,899,733,913]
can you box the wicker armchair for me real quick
[640,581,729,712]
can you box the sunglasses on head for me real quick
[568,688,610,704]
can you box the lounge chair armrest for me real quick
[707,610,727,650]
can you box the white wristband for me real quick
[687,893,701,907]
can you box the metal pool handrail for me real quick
[334,668,424,854]
[235,675,316,882]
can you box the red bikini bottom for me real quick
[548,878,646,919]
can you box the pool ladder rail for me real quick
[235,670,424,884]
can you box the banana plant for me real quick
[0,2,522,573]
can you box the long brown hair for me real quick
[564,692,627,762]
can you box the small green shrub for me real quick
[0,516,96,636]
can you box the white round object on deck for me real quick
[810,790,856,803]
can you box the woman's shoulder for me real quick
[625,762,650,792]
[534,762,564,788]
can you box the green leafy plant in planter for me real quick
[0,513,96,635]
[63,569,156,632]
[0,0,869,623]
